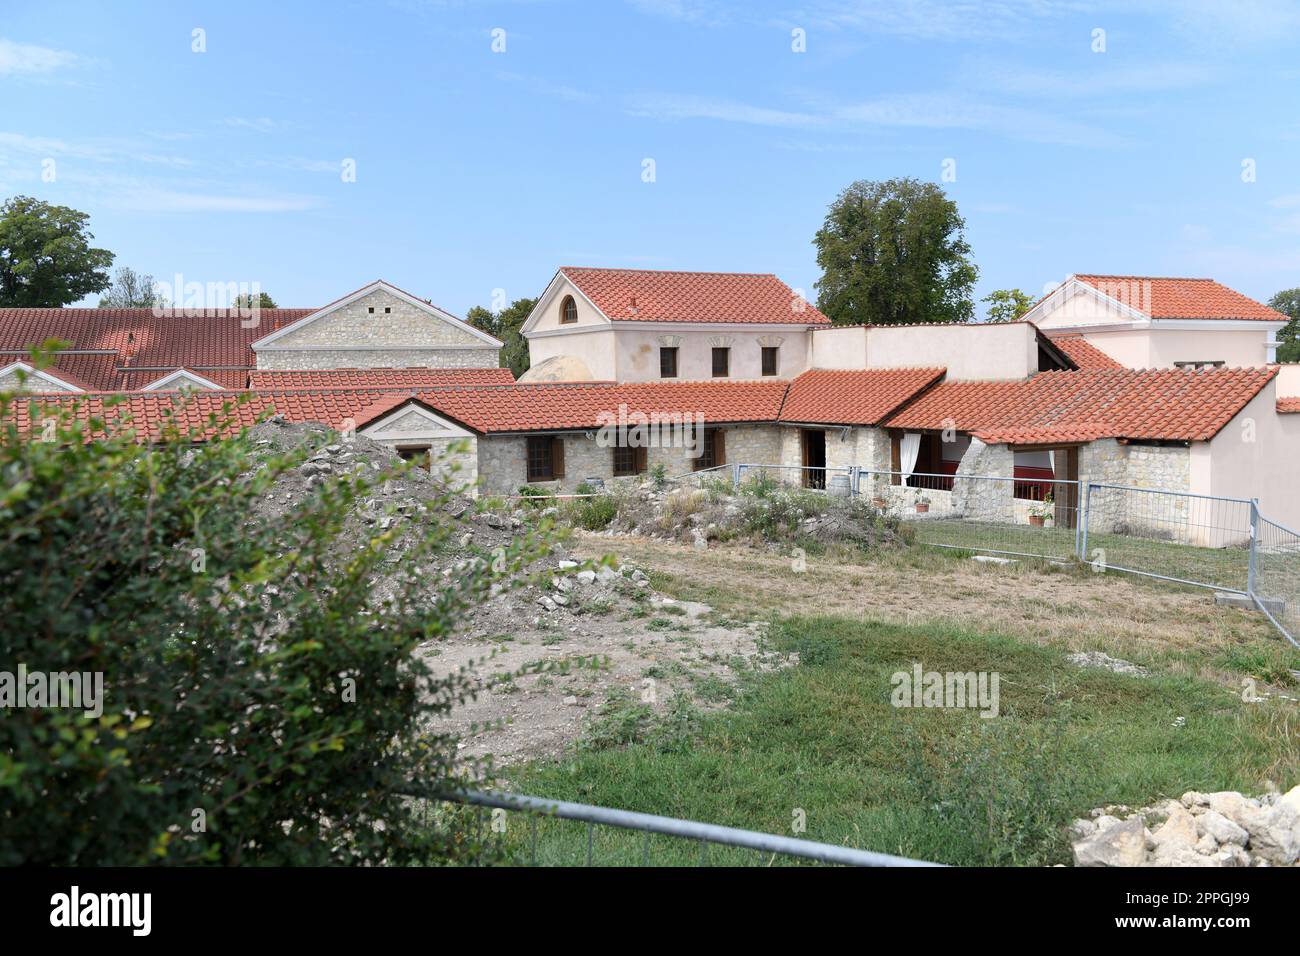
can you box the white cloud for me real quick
[0,38,81,76]
[629,89,1122,147]
[627,93,821,128]
[969,61,1215,98]
[109,189,323,213]
[224,117,277,132]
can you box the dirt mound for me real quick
[242,419,777,766]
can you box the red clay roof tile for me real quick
[883,367,1277,443]
[1072,275,1286,321]
[780,368,946,425]
[1048,335,1125,370]
[249,368,515,388]
[561,267,830,325]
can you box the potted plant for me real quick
[914,494,931,514]
[871,479,888,509]
[1028,492,1053,527]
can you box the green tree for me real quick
[0,367,551,864]
[98,266,165,308]
[982,288,1036,323]
[467,297,536,378]
[232,291,278,309]
[813,178,978,325]
[0,195,114,306]
[1268,287,1300,363]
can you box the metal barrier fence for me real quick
[1080,483,1253,593]
[415,788,941,867]
[857,469,1084,563]
[721,462,1298,647]
[1253,515,1300,646]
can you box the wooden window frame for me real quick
[526,435,565,482]
[693,428,725,471]
[711,347,730,377]
[761,346,779,376]
[560,295,578,324]
[660,346,679,378]
[612,444,648,477]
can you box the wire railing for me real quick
[857,469,1083,563]
[412,788,942,867]
[722,462,1297,646]
[1253,514,1300,646]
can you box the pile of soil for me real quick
[242,419,782,765]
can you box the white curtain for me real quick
[900,432,922,484]
[1048,450,1056,477]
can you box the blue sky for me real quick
[2,0,1299,315]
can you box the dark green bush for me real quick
[0,386,549,865]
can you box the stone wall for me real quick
[476,425,787,496]
[950,439,1016,520]
[0,368,78,392]
[256,287,499,370]
[255,347,500,370]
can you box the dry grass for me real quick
[570,533,1299,693]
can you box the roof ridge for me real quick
[561,266,777,277]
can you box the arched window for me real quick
[560,295,578,324]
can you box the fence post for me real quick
[1247,498,1259,595]
[1078,481,1092,562]
[732,463,742,491]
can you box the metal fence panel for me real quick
[857,469,1083,563]
[1252,515,1300,647]
[1081,483,1254,592]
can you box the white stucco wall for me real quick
[1203,380,1300,529]
[862,323,1039,380]
[1275,364,1300,398]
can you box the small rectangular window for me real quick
[694,428,725,471]
[711,347,730,377]
[761,347,779,376]
[527,436,563,482]
[396,445,431,471]
[612,444,647,477]
[660,347,678,378]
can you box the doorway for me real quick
[801,429,826,489]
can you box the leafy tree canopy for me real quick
[1268,287,1300,363]
[467,297,536,378]
[813,178,978,326]
[982,288,1037,323]
[232,291,277,309]
[0,195,114,307]
[98,266,165,308]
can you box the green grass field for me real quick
[498,615,1299,867]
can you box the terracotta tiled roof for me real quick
[5,387,415,443]
[0,308,314,390]
[1072,275,1286,321]
[408,379,793,433]
[780,368,946,425]
[561,267,830,325]
[1048,335,1125,370]
[1278,397,1300,414]
[249,367,515,389]
[883,367,1277,444]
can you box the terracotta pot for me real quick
[915,503,929,513]
[872,497,888,508]
[1029,515,1045,527]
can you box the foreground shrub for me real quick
[0,389,547,865]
